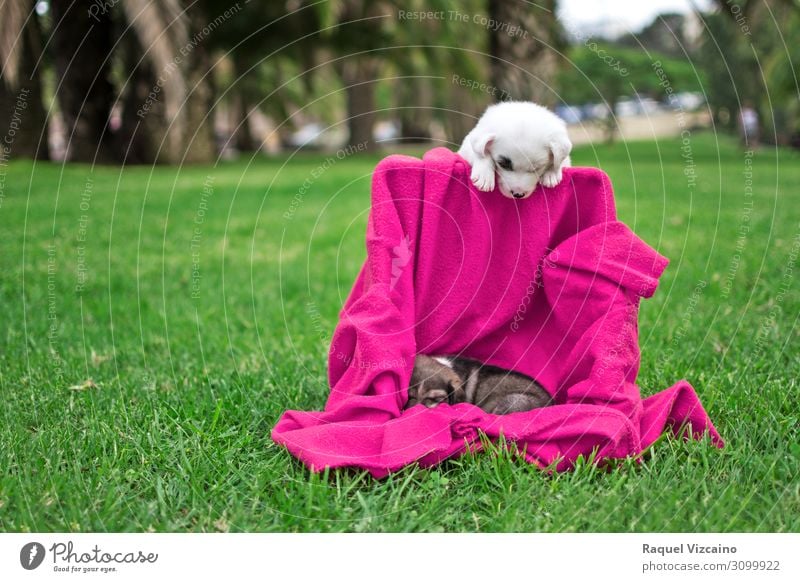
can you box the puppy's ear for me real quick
[548,136,572,170]
[447,378,467,404]
[470,132,495,159]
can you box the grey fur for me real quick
[405,355,551,415]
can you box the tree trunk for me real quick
[444,80,487,147]
[180,9,216,164]
[488,0,562,106]
[398,77,432,142]
[0,4,49,160]
[232,57,255,152]
[234,90,255,151]
[116,30,166,164]
[50,0,116,163]
[339,58,379,152]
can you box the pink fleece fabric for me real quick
[272,147,722,477]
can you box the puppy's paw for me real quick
[541,169,563,188]
[470,160,496,192]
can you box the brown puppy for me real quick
[405,355,551,414]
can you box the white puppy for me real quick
[457,101,572,199]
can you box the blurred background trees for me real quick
[1,0,798,164]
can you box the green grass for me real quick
[1,133,798,532]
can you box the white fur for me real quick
[433,356,453,368]
[457,101,572,199]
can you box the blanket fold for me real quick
[272,147,722,477]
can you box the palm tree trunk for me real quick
[180,8,216,164]
[50,0,116,163]
[443,81,486,147]
[116,31,165,164]
[0,3,49,160]
[232,57,255,152]
[398,76,432,142]
[339,58,378,152]
[488,0,561,106]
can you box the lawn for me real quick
[1,133,798,532]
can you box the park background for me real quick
[0,0,798,532]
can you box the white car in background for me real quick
[288,121,400,149]
[556,105,583,124]
[668,92,705,111]
[616,95,662,117]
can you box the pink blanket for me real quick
[272,147,722,477]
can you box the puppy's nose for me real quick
[512,191,525,199]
